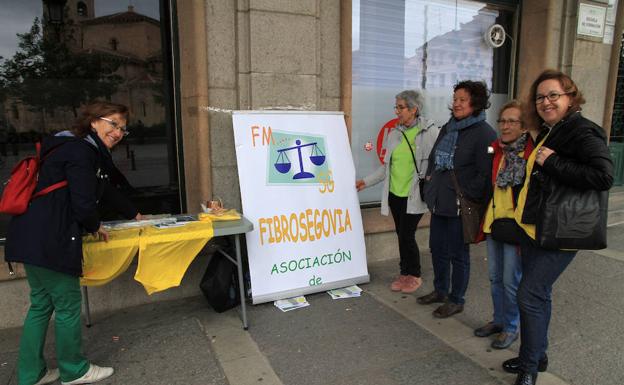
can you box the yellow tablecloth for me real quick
[198,209,241,221]
[81,221,214,294]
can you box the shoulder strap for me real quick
[450,170,463,198]
[400,129,420,175]
[32,181,68,199]
[31,140,72,200]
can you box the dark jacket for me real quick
[90,133,138,220]
[520,112,613,226]
[424,119,497,217]
[5,132,138,276]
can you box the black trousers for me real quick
[388,192,423,277]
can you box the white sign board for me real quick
[577,3,607,39]
[232,111,369,304]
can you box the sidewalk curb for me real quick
[198,310,284,385]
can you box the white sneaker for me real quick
[34,368,60,385]
[61,364,114,385]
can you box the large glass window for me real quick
[352,0,517,203]
[0,0,181,234]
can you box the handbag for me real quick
[400,130,425,201]
[490,218,526,245]
[537,180,608,250]
[450,171,486,244]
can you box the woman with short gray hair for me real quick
[356,90,440,294]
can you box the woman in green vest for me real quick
[356,90,439,294]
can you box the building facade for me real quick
[0,0,622,327]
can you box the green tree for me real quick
[0,17,122,117]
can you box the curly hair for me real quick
[526,69,585,128]
[71,101,129,138]
[453,80,491,116]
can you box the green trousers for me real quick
[19,264,89,385]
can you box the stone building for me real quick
[0,0,623,328]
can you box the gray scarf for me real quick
[496,133,528,187]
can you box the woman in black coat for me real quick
[503,70,613,385]
[5,102,140,385]
[418,80,497,318]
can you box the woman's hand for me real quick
[134,213,143,221]
[536,146,555,166]
[95,225,109,242]
[356,179,366,191]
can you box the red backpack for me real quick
[0,142,68,215]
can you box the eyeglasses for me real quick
[98,117,129,137]
[496,119,522,126]
[535,92,571,104]
[394,105,408,111]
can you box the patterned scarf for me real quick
[434,111,486,170]
[496,133,528,187]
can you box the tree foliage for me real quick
[0,17,122,116]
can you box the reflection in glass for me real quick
[0,0,179,234]
[352,0,515,203]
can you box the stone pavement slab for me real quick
[245,292,504,385]
[0,298,228,385]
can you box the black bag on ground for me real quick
[199,251,240,313]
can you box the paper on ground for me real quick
[327,285,362,299]
[274,296,309,312]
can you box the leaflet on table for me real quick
[102,214,199,230]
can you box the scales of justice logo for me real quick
[267,130,331,185]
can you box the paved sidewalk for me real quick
[2,190,624,385]
[3,238,623,385]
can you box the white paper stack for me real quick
[327,285,362,299]
[274,296,309,312]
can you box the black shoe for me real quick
[474,322,503,337]
[417,290,447,305]
[432,302,464,318]
[502,355,548,374]
[514,372,537,385]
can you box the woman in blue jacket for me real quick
[6,102,140,385]
[418,80,497,318]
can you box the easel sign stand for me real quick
[232,111,369,304]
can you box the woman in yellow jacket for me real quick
[474,100,533,350]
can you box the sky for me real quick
[0,0,160,60]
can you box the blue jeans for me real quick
[429,214,470,305]
[486,236,522,333]
[517,244,576,373]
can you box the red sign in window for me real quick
[376,118,398,165]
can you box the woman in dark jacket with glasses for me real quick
[503,70,613,385]
[418,80,497,318]
[5,102,140,385]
